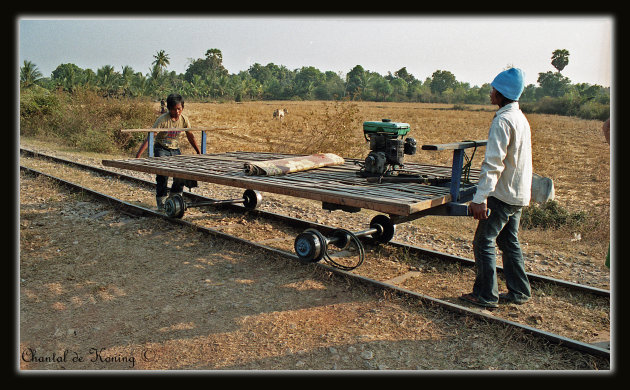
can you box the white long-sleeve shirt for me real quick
[472,102,532,206]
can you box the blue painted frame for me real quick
[391,139,487,223]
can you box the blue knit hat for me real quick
[491,68,525,101]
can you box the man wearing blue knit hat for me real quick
[460,67,533,309]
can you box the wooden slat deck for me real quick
[102,152,480,216]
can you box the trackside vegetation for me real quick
[20,48,609,120]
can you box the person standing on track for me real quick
[135,93,201,211]
[460,67,533,309]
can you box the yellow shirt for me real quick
[152,113,191,149]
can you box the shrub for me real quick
[276,100,364,158]
[520,95,609,120]
[20,86,59,119]
[20,88,155,153]
[520,200,588,230]
[20,87,63,137]
[577,100,610,120]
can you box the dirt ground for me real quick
[18,140,611,344]
[18,169,609,372]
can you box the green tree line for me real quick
[20,48,609,120]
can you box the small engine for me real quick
[359,119,416,177]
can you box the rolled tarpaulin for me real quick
[244,153,345,176]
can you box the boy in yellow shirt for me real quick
[136,93,201,210]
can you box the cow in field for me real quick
[273,108,288,120]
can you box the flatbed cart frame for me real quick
[102,138,486,268]
[123,127,217,156]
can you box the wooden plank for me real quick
[102,152,461,216]
[121,127,236,132]
[422,139,487,151]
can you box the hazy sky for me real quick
[17,16,613,88]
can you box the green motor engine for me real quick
[360,119,417,176]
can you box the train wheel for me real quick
[294,229,326,264]
[242,189,262,209]
[370,215,396,243]
[165,194,186,219]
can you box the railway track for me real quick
[19,148,611,361]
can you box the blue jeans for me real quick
[472,196,531,304]
[154,144,185,198]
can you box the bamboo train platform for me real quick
[102,151,481,217]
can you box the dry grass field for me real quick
[182,100,610,246]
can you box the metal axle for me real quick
[185,197,247,208]
[165,189,262,219]
[293,214,395,266]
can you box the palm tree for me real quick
[20,60,43,88]
[83,69,97,91]
[120,66,135,96]
[551,49,570,72]
[152,50,170,76]
[97,65,119,97]
[131,72,149,96]
[188,74,204,98]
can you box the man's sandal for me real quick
[459,293,498,309]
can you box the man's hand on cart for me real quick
[469,201,489,220]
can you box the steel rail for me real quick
[20,148,610,298]
[19,163,611,360]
